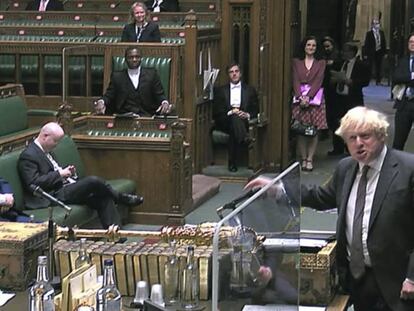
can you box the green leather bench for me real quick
[0,135,136,227]
[0,84,57,138]
[0,53,172,98]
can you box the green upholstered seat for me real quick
[112,56,171,98]
[0,96,28,136]
[0,135,136,226]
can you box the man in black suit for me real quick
[121,2,161,42]
[213,62,259,172]
[25,0,64,11]
[18,123,143,229]
[392,32,414,151]
[328,43,370,155]
[145,0,179,12]
[363,19,387,85]
[94,47,171,116]
[247,107,414,311]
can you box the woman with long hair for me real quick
[121,2,161,42]
[292,36,327,171]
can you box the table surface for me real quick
[3,292,349,311]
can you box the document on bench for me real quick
[0,289,15,306]
[242,305,326,311]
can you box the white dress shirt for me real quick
[345,145,387,267]
[128,67,141,89]
[152,0,163,12]
[227,82,241,115]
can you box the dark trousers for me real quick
[350,267,391,311]
[393,101,414,150]
[58,176,121,228]
[216,115,248,167]
[369,51,384,83]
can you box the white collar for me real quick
[230,82,241,89]
[34,138,46,153]
[128,67,140,75]
[358,144,387,173]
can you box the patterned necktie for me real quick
[39,0,47,11]
[349,165,369,279]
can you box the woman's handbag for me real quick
[290,119,317,136]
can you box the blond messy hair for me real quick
[128,2,150,24]
[335,106,389,139]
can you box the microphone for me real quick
[216,188,260,219]
[29,185,72,214]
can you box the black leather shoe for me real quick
[118,193,144,206]
[228,165,238,172]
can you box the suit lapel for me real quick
[369,150,398,230]
[338,161,358,226]
[32,142,54,170]
[241,83,248,110]
[224,85,231,109]
[123,69,137,90]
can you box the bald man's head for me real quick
[37,122,65,152]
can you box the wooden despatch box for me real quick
[0,222,48,290]
[300,241,337,305]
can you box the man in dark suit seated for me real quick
[213,62,259,172]
[246,107,414,311]
[25,0,64,11]
[145,0,179,12]
[94,47,172,116]
[18,122,143,229]
[0,177,31,222]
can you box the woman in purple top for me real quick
[292,36,327,171]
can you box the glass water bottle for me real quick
[163,239,180,305]
[74,238,91,269]
[96,259,122,311]
[181,246,199,309]
[29,255,55,311]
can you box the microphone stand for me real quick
[44,199,71,289]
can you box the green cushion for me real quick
[21,55,38,80]
[0,96,28,136]
[26,204,96,227]
[27,109,58,117]
[53,135,85,178]
[0,55,16,82]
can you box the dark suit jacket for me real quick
[121,21,161,42]
[18,142,64,209]
[25,0,64,10]
[102,67,167,116]
[213,82,259,130]
[363,29,386,58]
[334,58,370,107]
[393,56,414,110]
[145,0,179,12]
[302,148,414,310]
